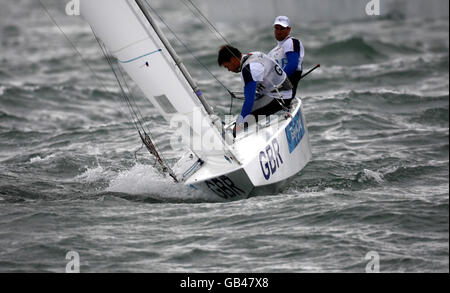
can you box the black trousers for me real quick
[289,70,302,99]
[247,70,302,122]
[250,97,293,122]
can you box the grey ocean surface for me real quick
[0,0,448,272]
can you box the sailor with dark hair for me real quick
[268,16,305,99]
[217,45,293,128]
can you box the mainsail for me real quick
[80,0,235,162]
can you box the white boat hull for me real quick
[184,98,312,201]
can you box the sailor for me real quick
[268,16,305,99]
[217,45,293,128]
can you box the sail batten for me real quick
[118,48,162,63]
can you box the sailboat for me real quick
[80,0,312,201]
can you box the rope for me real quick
[143,0,233,95]
[178,1,291,114]
[94,35,143,133]
[144,0,247,116]
[182,0,232,45]
[94,35,177,180]
[37,0,137,129]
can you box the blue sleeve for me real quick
[284,51,299,77]
[237,81,257,123]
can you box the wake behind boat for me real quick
[80,0,313,201]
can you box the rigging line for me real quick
[110,50,146,127]
[142,0,234,96]
[179,0,222,38]
[96,39,175,177]
[183,0,232,45]
[94,33,150,135]
[112,54,152,133]
[37,1,105,90]
[112,56,169,165]
[134,142,145,161]
[39,1,173,177]
[179,0,241,115]
[98,38,174,177]
[179,0,261,116]
[94,36,143,132]
[180,1,286,104]
[230,93,233,115]
[113,58,174,174]
[93,26,176,176]
[144,0,247,120]
[180,0,242,65]
[137,2,238,155]
[37,0,141,134]
[183,11,287,117]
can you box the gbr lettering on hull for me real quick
[259,138,284,180]
[205,176,245,199]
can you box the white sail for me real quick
[80,0,232,159]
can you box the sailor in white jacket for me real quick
[218,45,292,126]
[268,16,305,99]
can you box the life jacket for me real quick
[240,52,292,101]
[268,36,304,72]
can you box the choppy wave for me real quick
[313,37,385,65]
[105,163,219,203]
[0,0,447,273]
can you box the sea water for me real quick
[0,0,448,272]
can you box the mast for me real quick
[133,0,214,115]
